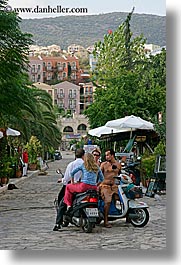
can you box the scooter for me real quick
[98,175,149,227]
[54,169,99,233]
[54,189,99,233]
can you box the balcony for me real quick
[71,67,76,71]
[31,68,40,73]
[46,66,52,71]
[57,94,65,98]
[68,106,76,110]
[68,94,76,99]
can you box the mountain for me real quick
[20,12,166,50]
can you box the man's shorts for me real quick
[99,181,118,203]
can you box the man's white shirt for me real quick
[62,158,84,185]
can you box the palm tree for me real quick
[0,2,61,153]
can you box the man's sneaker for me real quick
[53,224,61,231]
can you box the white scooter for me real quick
[98,174,149,227]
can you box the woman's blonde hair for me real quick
[84,153,99,173]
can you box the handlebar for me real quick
[122,162,140,169]
[56,169,64,177]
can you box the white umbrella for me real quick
[0,131,3,139]
[105,115,154,130]
[0,128,21,137]
[88,125,135,138]
[105,115,154,138]
[6,127,21,136]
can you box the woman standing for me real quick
[64,152,104,209]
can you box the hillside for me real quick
[20,12,166,49]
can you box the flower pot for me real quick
[16,170,22,178]
[28,163,37,171]
[0,177,9,185]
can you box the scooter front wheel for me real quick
[128,208,149,227]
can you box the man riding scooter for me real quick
[53,148,85,231]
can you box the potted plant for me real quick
[26,136,42,171]
[0,159,13,185]
[140,155,155,187]
[140,141,166,187]
[8,154,22,178]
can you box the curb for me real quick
[0,170,39,194]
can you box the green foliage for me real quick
[141,154,155,179]
[141,140,166,179]
[154,141,166,156]
[0,155,13,178]
[85,11,166,133]
[26,136,42,164]
[0,2,61,154]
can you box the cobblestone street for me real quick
[0,151,166,250]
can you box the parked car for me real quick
[54,151,62,160]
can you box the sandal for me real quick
[104,223,112,228]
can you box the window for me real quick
[72,62,76,70]
[57,62,62,71]
[37,74,41,81]
[32,64,36,73]
[71,73,76,79]
[48,90,52,96]
[59,99,64,108]
[69,99,73,108]
[69,89,72,98]
[73,100,76,108]
[59,89,64,97]
[47,62,52,71]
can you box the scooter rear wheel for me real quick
[82,219,94,233]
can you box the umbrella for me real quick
[105,115,154,130]
[0,127,21,137]
[88,125,135,138]
[6,128,21,136]
[105,115,154,138]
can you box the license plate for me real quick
[86,208,99,217]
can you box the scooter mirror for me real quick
[56,169,62,174]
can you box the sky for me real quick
[7,0,166,19]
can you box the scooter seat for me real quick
[74,189,98,198]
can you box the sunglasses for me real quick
[93,154,100,157]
